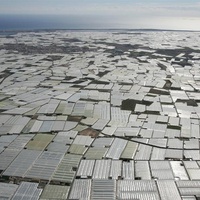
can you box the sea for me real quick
[0,14,198,35]
[0,14,82,31]
[0,14,118,33]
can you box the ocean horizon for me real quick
[0,14,200,32]
[0,14,93,31]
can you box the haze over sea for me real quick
[0,14,200,32]
[0,14,99,31]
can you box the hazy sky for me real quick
[0,0,200,30]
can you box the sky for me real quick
[0,0,200,30]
